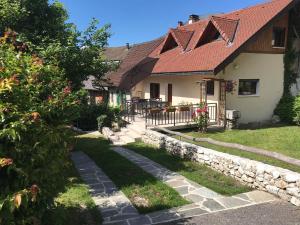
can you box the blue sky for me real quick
[58,0,266,47]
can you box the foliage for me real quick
[293,96,300,125]
[0,0,114,90]
[76,104,121,131]
[0,33,82,224]
[274,11,299,122]
[274,95,296,123]
[192,103,209,133]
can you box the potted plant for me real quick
[178,102,192,112]
[165,105,176,113]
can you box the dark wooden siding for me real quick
[244,13,289,54]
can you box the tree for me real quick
[0,31,84,224]
[0,0,113,89]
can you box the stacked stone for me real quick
[142,130,300,207]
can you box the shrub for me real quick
[76,104,107,131]
[274,95,296,123]
[192,103,209,133]
[76,104,121,131]
[0,32,82,224]
[294,96,300,125]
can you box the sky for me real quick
[58,0,267,47]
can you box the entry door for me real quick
[168,84,172,104]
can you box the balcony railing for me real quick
[123,98,218,127]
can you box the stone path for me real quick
[71,152,140,224]
[72,150,279,225]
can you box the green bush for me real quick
[274,95,296,123]
[76,104,107,131]
[0,33,82,224]
[294,96,300,125]
[274,95,300,125]
[76,104,121,131]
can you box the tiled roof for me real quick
[104,46,129,61]
[107,38,164,89]
[171,29,194,50]
[150,0,295,74]
[210,16,239,43]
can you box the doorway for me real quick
[168,84,172,104]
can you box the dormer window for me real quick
[272,27,286,48]
[160,34,178,53]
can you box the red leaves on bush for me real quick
[63,86,71,95]
[0,158,13,168]
[31,112,41,122]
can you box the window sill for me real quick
[272,46,285,49]
[238,94,260,98]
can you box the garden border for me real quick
[155,127,300,167]
[141,129,300,207]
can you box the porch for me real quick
[123,76,227,129]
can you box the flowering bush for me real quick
[192,103,209,133]
[0,32,83,224]
[225,80,237,94]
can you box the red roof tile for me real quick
[149,0,294,74]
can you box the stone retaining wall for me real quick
[142,130,300,206]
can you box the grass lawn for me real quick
[43,161,101,225]
[181,126,300,160]
[74,134,189,214]
[125,142,252,196]
[176,137,300,174]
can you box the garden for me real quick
[0,1,115,224]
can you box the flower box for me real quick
[165,107,176,113]
[150,108,162,114]
[179,106,190,112]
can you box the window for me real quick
[238,79,259,96]
[206,80,215,95]
[272,27,286,48]
[150,83,160,99]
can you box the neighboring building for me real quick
[108,0,300,124]
[83,46,130,105]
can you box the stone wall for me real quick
[142,130,300,206]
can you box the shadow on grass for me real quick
[74,135,189,214]
[42,157,102,225]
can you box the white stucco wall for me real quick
[141,75,219,105]
[218,53,284,124]
[131,53,284,124]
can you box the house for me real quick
[107,0,300,125]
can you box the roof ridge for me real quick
[223,0,289,16]
[211,15,239,22]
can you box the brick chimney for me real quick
[178,21,183,27]
[188,14,200,24]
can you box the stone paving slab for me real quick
[71,152,140,224]
[113,147,223,202]
[72,150,279,225]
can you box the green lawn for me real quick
[74,134,189,214]
[182,126,300,160]
[176,137,300,173]
[43,161,101,225]
[125,142,252,196]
